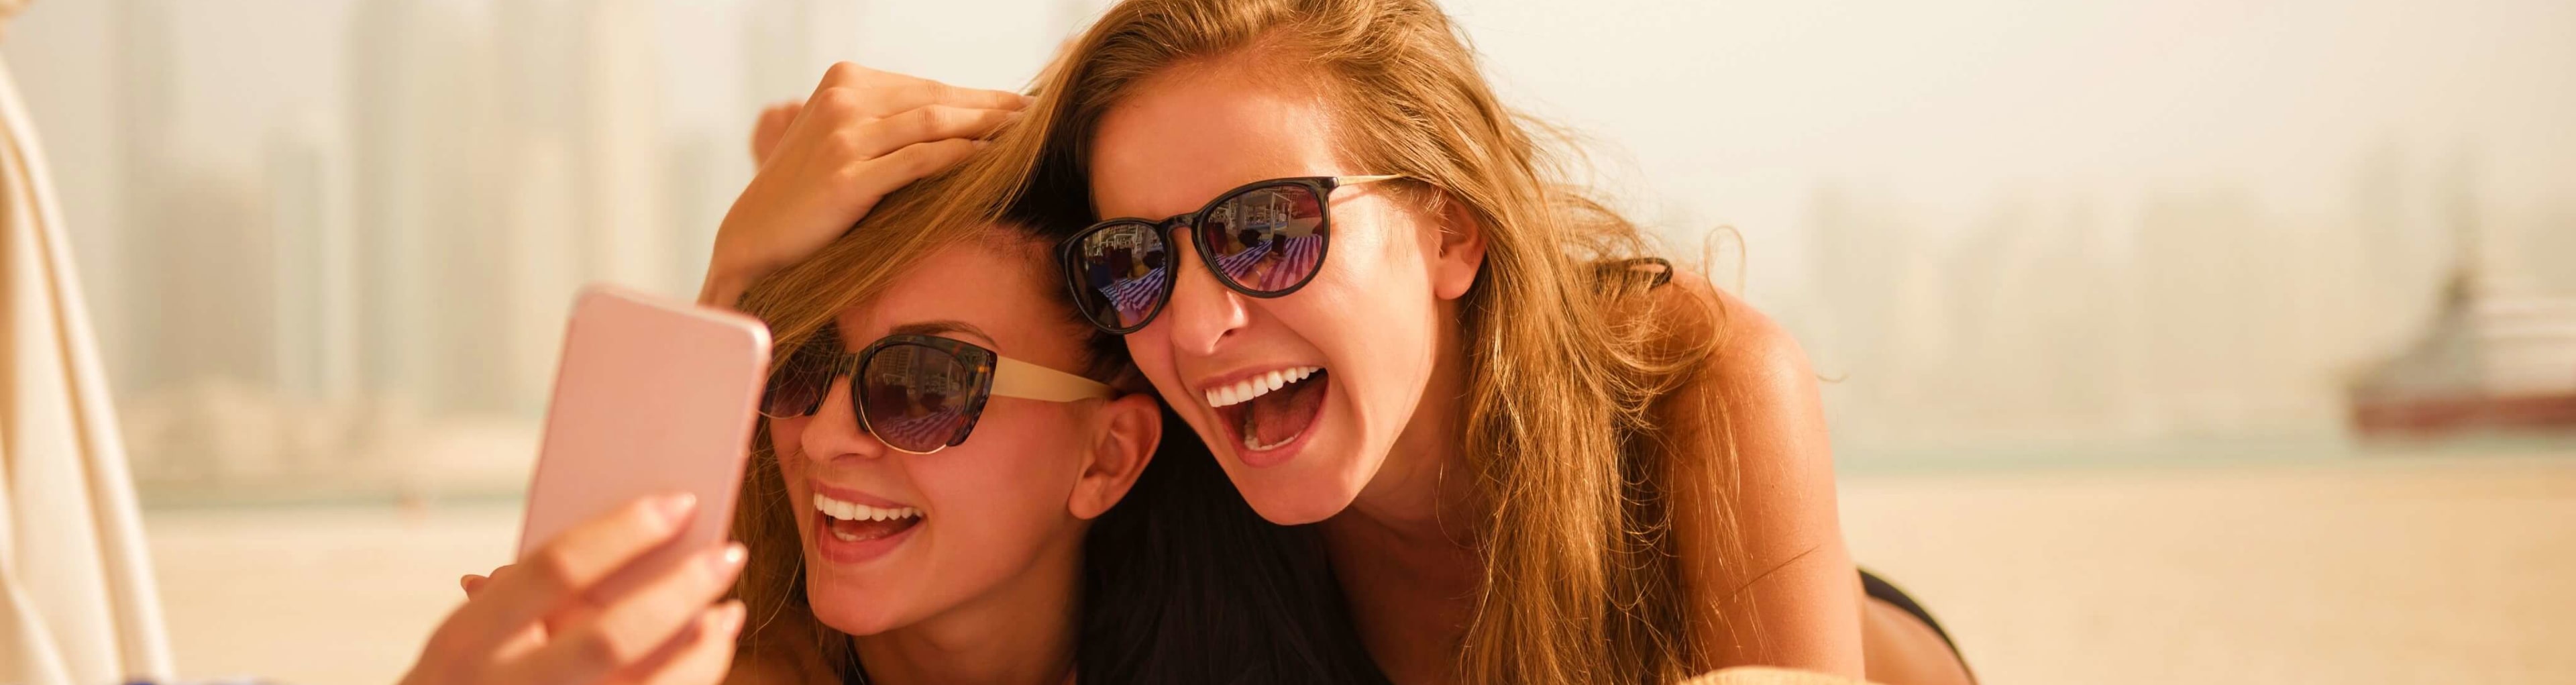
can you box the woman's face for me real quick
[767,237,1157,635]
[1087,62,1479,525]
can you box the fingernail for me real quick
[652,492,698,527]
[706,542,748,576]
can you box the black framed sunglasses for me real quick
[760,328,1113,454]
[1056,174,1405,333]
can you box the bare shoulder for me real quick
[1644,268,1862,672]
[1641,268,1824,437]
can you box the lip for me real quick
[1215,373,1328,470]
[805,480,922,566]
[807,480,916,510]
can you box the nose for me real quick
[1159,231,1252,356]
[796,374,890,464]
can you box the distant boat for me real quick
[2349,270,2576,436]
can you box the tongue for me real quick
[1244,370,1326,447]
[828,515,918,541]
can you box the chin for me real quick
[1222,431,1373,525]
[1237,482,1354,525]
[804,571,912,637]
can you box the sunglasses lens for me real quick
[857,344,977,452]
[1069,221,1173,329]
[1199,184,1326,294]
[760,346,830,419]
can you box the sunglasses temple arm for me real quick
[991,357,1117,402]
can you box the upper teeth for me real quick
[1205,366,1322,409]
[813,493,920,522]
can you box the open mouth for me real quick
[1205,366,1328,456]
[813,492,922,544]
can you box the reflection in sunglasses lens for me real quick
[860,344,975,452]
[1075,223,1171,328]
[1200,185,1324,293]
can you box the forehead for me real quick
[1087,60,1348,219]
[831,237,1081,367]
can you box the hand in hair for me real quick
[400,494,748,685]
[700,62,1032,307]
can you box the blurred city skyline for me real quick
[4,0,2571,498]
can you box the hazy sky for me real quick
[2,0,2569,454]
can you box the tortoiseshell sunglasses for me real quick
[760,328,1112,454]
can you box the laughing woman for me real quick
[1021,1,1977,684]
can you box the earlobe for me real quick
[1068,394,1162,520]
[1430,195,1487,301]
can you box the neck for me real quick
[849,532,1083,685]
[1319,313,1483,685]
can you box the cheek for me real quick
[912,409,1085,543]
[1124,330,1187,401]
[768,419,810,484]
[767,419,814,531]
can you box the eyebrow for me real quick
[885,319,996,346]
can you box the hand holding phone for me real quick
[519,285,770,593]
[407,494,746,685]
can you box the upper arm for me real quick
[1648,270,1863,676]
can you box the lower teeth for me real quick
[826,515,918,542]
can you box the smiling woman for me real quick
[1012,1,1971,683]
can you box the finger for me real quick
[843,138,981,201]
[847,105,1016,160]
[750,102,802,164]
[621,601,747,685]
[517,543,749,685]
[462,574,486,598]
[441,493,696,652]
[807,62,1028,119]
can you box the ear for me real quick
[1067,393,1162,520]
[1427,193,1487,301]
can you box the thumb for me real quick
[750,101,803,165]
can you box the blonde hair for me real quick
[1015,1,1741,682]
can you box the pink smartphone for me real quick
[517,285,771,578]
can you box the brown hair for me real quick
[722,99,1389,684]
[1016,1,1741,682]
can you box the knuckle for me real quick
[813,87,861,116]
[904,106,950,135]
[896,81,943,108]
[830,162,871,187]
[823,61,867,83]
[571,628,643,668]
[577,623,654,664]
[906,142,965,173]
[527,548,581,591]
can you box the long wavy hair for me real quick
[722,114,1389,684]
[1015,1,1743,682]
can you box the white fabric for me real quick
[0,1,178,681]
